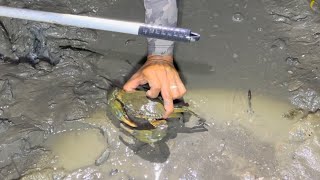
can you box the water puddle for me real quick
[185,88,299,143]
[44,128,107,171]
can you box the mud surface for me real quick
[0,0,320,179]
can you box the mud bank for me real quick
[0,0,320,179]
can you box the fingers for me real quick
[170,70,184,100]
[145,73,161,98]
[169,79,180,100]
[163,100,174,119]
[161,84,174,119]
[147,87,161,98]
[167,69,186,99]
[123,59,187,119]
[173,73,187,98]
[123,74,146,92]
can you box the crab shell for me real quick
[117,89,166,119]
[107,87,198,144]
[108,87,185,129]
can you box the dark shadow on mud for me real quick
[118,114,208,163]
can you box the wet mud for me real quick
[0,0,320,179]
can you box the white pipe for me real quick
[0,5,141,35]
[0,6,200,42]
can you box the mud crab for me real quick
[107,87,199,144]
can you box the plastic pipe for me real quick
[0,6,200,42]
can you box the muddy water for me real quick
[185,89,297,143]
[0,0,320,179]
[44,129,107,171]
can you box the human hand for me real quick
[123,55,186,118]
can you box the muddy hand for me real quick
[123,55,186,118]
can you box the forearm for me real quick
[144,0,177,56]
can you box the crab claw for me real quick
[107,88,138,128]
[111,100,138,127]
[120,122,168,144]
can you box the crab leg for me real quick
[120,123,167,144]
[171,107,201,118]
[149,119,167,127]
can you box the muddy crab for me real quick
[107,87,199,144]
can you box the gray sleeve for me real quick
[144,0,177,56]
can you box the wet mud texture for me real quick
[262,0,320,112]
[0,0,125,179]
[0,0,320,179]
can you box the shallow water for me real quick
[185,88,298,143]
[44,129,107,171]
